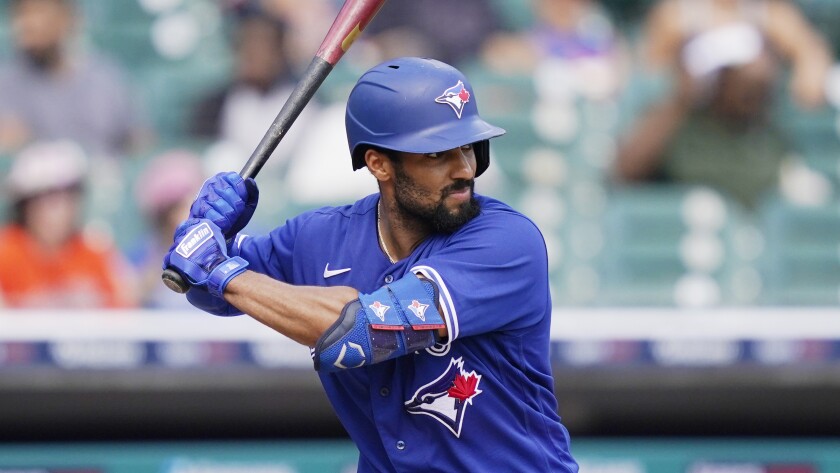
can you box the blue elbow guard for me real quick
[314,274,446,372]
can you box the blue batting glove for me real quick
[163,218,249,298]
[189,172,259,239]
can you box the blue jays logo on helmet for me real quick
[404,357,482,437]
[435,80,471,119]
[345,57,505,176]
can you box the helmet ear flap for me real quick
[351,147,366,171]
[474,140,490,177]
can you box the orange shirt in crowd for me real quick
[0,225,133,308]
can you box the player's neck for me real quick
[377,198,430,263]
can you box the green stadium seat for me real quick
[462,63,536,118]
[757,194,840,305]
[89,24,157,69]
[0,153,14,223]
[488,114,540,181]
[487,0,534,30]
[795,0,840,54]
[137,60,230,142]
[79,0,154,26]
[595,185,744,306]
[798,147,840,185]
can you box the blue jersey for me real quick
[234,193,578,472]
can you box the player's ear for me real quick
[365,148,392,183]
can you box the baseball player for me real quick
[164,57,578,472]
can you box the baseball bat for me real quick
[162,0,387,294]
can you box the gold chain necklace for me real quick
[377,200,397,264]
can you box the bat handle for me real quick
[162,268,190,294]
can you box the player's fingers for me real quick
[190,197,214,219]
[204,207,230,232]
[212,183,246,215]
[171,217,202,244]
[198,172,228,198]
[207,198,235,224]
[242,177,259,204]
[222,172,252,201]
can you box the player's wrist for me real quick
[207,256,249,298]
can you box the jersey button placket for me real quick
[379,387,390,397]
[396,440,406,451]
[384,274,394,284]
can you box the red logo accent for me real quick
[448,373,479,402]
[458,88,471,103]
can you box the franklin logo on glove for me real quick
[176,222,213,258]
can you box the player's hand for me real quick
[189,172,259,239]
[163,218,249,298]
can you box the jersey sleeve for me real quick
[410,211,551,342]
[230,212,313,283]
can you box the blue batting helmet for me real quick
[345,57,505,177]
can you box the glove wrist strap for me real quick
[207,256,249,298]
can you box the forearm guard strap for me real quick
[313,274,445,372]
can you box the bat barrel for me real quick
[316,0,386,66]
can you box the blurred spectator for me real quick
[362,0,506,67]
[129,150,205,309]
[476,0,630,115]
[615,1,833,210]
[641,0,832,110]
[0,141,136,308]
[191,6,319,176]
[0,0,151,158]
[481,0,626,75]
[252,0,338,71]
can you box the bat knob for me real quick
[162,268,190,294]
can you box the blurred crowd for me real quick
[0,0,837,309]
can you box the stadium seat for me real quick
[757,194,840,305]
[795,0,840,53]
[487,0,534,30]
[487,114,541,181]
[463,64,537,120]
[0,153,13,223]
[89,24,157,69]
[137,61,230,142]
[595,185,745,306]
[799,149,840,188]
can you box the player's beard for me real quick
[392,165,480,234]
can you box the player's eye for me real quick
[424,152,440,158]
[460,144,473,151]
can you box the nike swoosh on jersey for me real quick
[323,263,352,278]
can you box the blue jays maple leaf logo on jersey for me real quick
[435,80,471,119]
[404,357,482,437]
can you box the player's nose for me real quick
[448,145,476,180]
